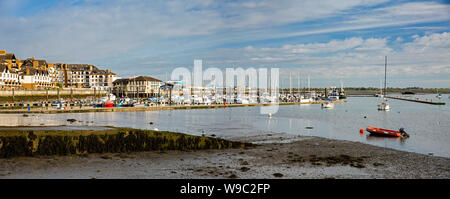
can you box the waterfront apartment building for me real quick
[0,65,21,89]
[19,57,56,89]
[54,63,117,90]
[19,67,53,89]
[0,50,21,89]
[1,50,117,90]
[113,76,162,97]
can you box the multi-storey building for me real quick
[1,50,117,90]
[0,65,20,89]
[54,63,117,90]
[0,50,21,89]
[19,67,52,89]
[113,76,162,97]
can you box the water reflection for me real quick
[366,135,407,146]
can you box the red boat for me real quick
[104,102,114,108]
[366,127,409,138]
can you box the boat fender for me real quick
[359,129,364,134]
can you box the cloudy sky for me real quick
[1,0,449,88]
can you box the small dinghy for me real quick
[366,127,409,138]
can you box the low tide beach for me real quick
[0,130,448,179]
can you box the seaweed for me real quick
[0,128,251,158]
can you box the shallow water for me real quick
[0,94,449,157]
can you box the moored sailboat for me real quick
[378,56,390,111]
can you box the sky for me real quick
[0,0,449,88]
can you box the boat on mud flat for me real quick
[366,127,409,138]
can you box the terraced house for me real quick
[0,65,21,89]
[0,50,21,89]
[19,57,56,89]
[0,50,117,90]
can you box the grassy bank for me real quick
[0,127,250,158]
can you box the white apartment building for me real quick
[0,65,21,88]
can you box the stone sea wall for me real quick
[0,128,249,158]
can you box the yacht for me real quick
[377,99,390,111]
[378,56,390,111]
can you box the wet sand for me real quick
[0,134,448,179]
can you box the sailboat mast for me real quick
[384,56,387,96]
[289,72,292,95]
[308,75,310,93]
[298,72,300,96]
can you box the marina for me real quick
[1,94,448,157]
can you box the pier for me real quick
[0,100,347,114]
[386,96,445,105]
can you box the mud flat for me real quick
[0,131,448,179]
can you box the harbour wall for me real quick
[0,127,249,158]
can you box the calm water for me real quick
[0,94,449,157]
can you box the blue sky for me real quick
[1,0,449,88]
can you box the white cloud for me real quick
[202,32,450,81]
[0,0,449,87]
[0,0,394,63]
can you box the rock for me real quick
[373,162,384,167]
[241,161,249,165]
[228,174,238,179]
[273,173,283,177]
[240,167,250,172]
[67,119,77,123]
[350,163,365,168]
[149,122,154,125]
[305,126,314,129]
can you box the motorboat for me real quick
[321,101,334,108]
[366,127,409,138]
[300,97,312,103]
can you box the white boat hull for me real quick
[322,102,334,108]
